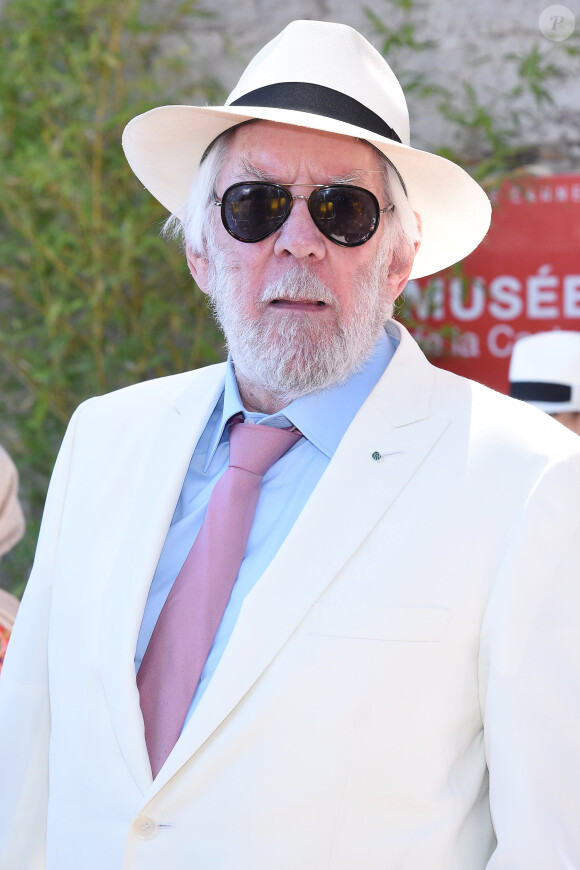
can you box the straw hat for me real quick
[509,331,580,413]
[122,19,491,280]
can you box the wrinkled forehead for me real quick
[222,120,384,184]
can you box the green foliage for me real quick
[365,0,580,179]
[364,1,443,102]
[0,0,223,595]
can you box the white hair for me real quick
[163,125,421,267]
[162,130,235,254]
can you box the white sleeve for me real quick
[0,408,81,870]
[479,452,580,868]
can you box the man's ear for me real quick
[186,243,209,295]
[385,211,422,303]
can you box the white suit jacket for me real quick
[0,322,579,870]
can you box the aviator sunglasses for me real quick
[213,181,394,248]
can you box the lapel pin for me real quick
[371,449,404,462]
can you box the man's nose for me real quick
[273,198,326,261]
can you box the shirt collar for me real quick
[204,328,394,469]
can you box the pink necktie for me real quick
[137,418,301,778]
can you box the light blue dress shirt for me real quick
[135,328,396,727]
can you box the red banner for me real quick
[406,174,580,393]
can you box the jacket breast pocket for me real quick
[305,603,450,642]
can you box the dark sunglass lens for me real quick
[310,186,379,246]
[222,183,290,242]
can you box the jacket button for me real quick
[134,816,158,840]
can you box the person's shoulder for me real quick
[433,362,580,461]
[389,322,580,459]
[76,361,226,416]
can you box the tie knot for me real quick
[228,419,301,477]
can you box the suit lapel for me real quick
[152,324,451,791]
[100,365,226,794]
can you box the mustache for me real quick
[257,265,339,309]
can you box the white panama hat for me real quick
[509,331,580,413]
[122,19,492,280]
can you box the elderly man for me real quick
[0,19,579,870]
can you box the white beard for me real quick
[204,231,393,407]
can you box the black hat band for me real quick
[509,381,572,403]
[230,82,402,144]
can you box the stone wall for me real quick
[166,0,580,171]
